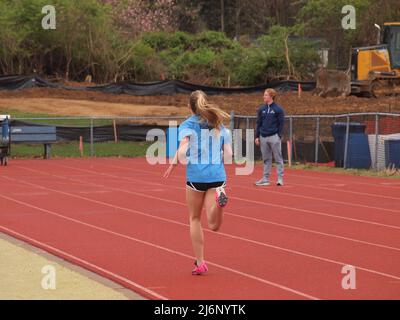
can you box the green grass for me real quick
[2,109,158,159]
[289,163,400,179]
[9,141,155,158]
[0,108,112,126]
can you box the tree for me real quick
[102,0,179,36]
[297,0,372,68]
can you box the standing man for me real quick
[254,88,285,186]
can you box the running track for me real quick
[0,158,399,299]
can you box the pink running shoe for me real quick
[215,186,228,208]
[192,261,208,275]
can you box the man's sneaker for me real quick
[215,186,228,208]
[192,261,208,275]
[277,178,284,186]
[255,178,270,186]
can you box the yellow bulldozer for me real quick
[315,22,400,98]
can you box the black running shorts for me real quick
[186,181,226,192]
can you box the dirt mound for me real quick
[0,86,399,117]
[0,97,184,118]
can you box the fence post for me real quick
[230,111,235,133]
[246,117,250,130]
[374,113,379,171]
[315,116,320,164]
[343,115,350,169]
[113,119,118,143]
[289,116,293,164]
[90,118,94,157]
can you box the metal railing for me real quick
[12,115,187,157]
[8,112,400,170]
[232,112,400,170]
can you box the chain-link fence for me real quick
[232,112,400,170]
[8,116,186,158]
[5,112,400,170]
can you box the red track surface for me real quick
[0,158,399,299]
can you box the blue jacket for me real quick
[1,117,9,140]
[255,102,285,138]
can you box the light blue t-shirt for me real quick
[178,115,231,183]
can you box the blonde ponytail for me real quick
[189,90,229,129]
